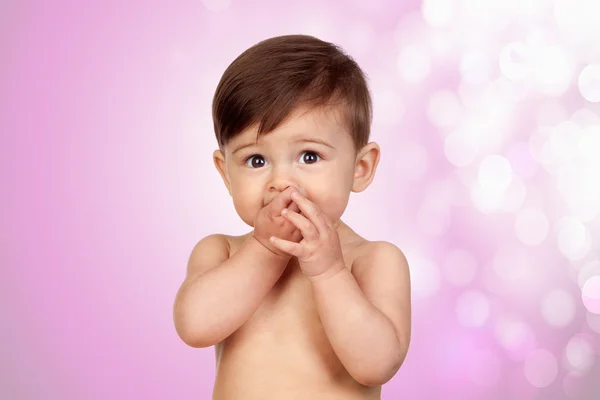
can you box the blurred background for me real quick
[2,0,600,398]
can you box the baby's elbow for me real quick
[353,351,408,387]
[353,366,396,387]
[175,326,204,348]
[175,322,217,348]
[173,308,216,348]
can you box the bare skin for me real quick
[173,105,411,399]
[211,223,381,400]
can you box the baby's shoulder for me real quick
[184,233,232,280]
[222,232,253,257]
[350,239,407,274]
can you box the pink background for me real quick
[2,0,600,399]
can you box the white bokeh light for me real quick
[564,334,595,373]
[554,0,600,45]
[582,275,600,314]
[478,155,513,192]
[397,45,431,84]
[372,86,405,127]
[456,290,490,327]
[578,125,600,157]
[571,108,600,127]
[444,129,479,167]
[427,90,463,129]
[499,42,532,81]
[523,349,558,388]
[501,177,527,212]
[408,254,442,298]
[442,249,478,286]
[577,260,600,290]
[515,207,549,246]
[421,0,455,28]
[494,315,535,356]
[549,121,580,164]
[578,63,600,102]
[532,45,574,97]
[541,289,576,328]
[557,217,592,261]
[470,183,504,214]
[460,52,493,85]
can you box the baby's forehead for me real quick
[228,107,352,149]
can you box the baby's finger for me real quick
[269,236,302,258]
[291,192,328,234]
[270,187,298,215]
[287,199,300,214]
[282,209,318,239]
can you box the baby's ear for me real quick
[213,149,232,196]
[352,142,380,193]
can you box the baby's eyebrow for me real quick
[231,142,257,154]
[231,137,334,154]
[292,137,334,148]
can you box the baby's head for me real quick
[212,34,380,227]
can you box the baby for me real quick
[173,34,411,399]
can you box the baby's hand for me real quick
[269,192,345,280]
[253,187,303,258]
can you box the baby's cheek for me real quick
[231,186,262,226]
[320,188,350,220]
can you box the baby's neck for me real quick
[332,219,359,247]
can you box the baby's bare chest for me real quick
[225,263,339,354]
[216,262,351,381]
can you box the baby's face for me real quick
[218,105,358,227]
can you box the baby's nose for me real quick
[263,185,304,206]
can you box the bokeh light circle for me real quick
[478,155,513,191]
[581,275,600,314]
[409,255,441,298]
[427,90,463,129]
[578,63,600,103]
[441,249,478,286]
[577,260,600,289]
[499,42,531,81]
[494,315,537,361]
[456,290,490,328]
[444,129,479,167]
[523,349,558,388]
[514,207,549,245]
[557,217,591,261]
[564,334,595,373]
[397,45,431,84]
[586,311,600,334]
[541,289,576,327]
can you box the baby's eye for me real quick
[245,155,267,168]
[298,151,321,164]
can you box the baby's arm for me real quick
[173,234,289,348]
[310,241,411,387]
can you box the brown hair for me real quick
[212,34,372,152]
